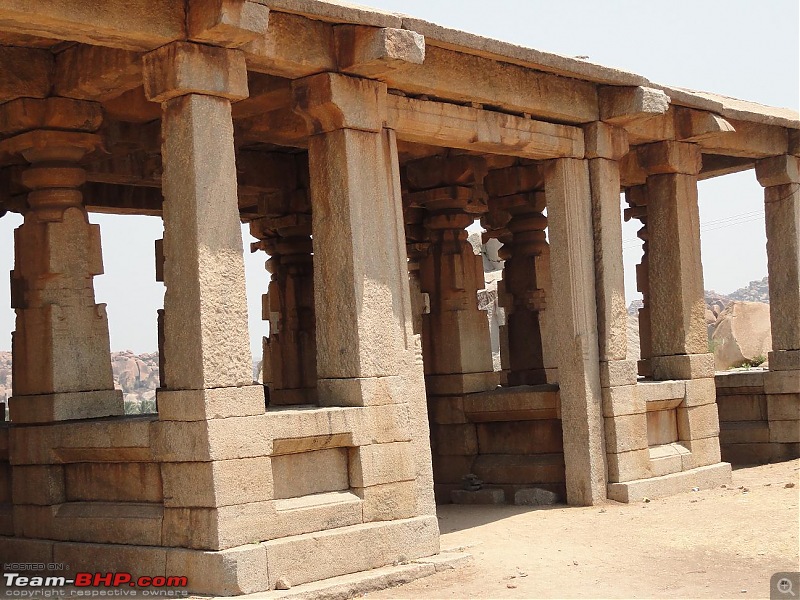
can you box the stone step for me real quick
[272,491,363,538]
[607,462,732,503]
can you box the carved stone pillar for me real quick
[250,210,316,406]
[484,164,548,386]
[404,155,497,395]
[624,185,653,377]
[0,98,123,423]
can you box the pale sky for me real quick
[0,1,798,355]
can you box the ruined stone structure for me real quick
[0,0,797,595]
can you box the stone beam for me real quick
[599,86,670,126]
[102,87,162,123]
[698,119,789,158]
[243,11,336,77]
[234,107,308,148]
[188,0,270,48]
[383,45,599,124]
[336,25,425,79]
[0,47,53,104]
[698,155,755,181]
[84,182,163,216]
[231,74,293,119]
[53,45,142,102]
[0,0,184,51]
[387,95,585,160]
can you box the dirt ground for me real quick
[369,460,800,599]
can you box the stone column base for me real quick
[0,515,439,595]
[9,390,124,423]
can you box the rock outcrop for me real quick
[710,301,772,370]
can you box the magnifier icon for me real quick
[778,578,797,597]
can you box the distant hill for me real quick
[628,276,769,315]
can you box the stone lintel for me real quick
[755,154,800,187]
[143,42,249,104]
[637,140,702,176]
[188,0,270,48]
[583,121,629,160]
[599,86,670,125]
[292,72,387,135]
[0,97,103,137]
[54,45,142,102]
[336,25,425,79]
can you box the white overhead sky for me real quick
[0,0,798,355]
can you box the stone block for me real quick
[292,72,386,134]
[462,386,560,422]
[684,377,717,407]
[677,403,720,440]
[769,350,800,372]
[12,465,65,505]
[601,385,644,417]
[584,122,629,160]
[717,394,768,422]
[604,414,648,453]
[682,436,722,470]
[637,140,702,175]
[475,420,563,455]
[764,370,800,395]
[606,448,652,483]
[599,86,669,125]
[162,457,272,507]
[720,421,770,445]
[431,454,475,484]
[188,0,270,48]
[357,480,417,522]
[350,442,415,488]
[430,424,478,456]
[54,541,167,581]
[767,394,800,421]
[167,544,268,596]
[636,380,685,403]
[162,501,274,550]
[649,451,683,477]
[151,415,270,462]
[0,537,54,566]
[652,354,715,381]
[272,448,349,499]
[318,375,404,407]
[272,491,363,539]
[54,502,163,546]
[714,371,765,389]
[722,442,800,465]
[13,504,56,539]
[337,25,426,79]
[262,516,440,589]
[599,360,638,388]
[756,154,800,187]
[646,409,678,446]
[472,454,565,484]
[65,462,163,503]
[607,462,731,503]
[450,488,505,505]
[143,42,248,102]
[514,487,561,506]
[769,420,800,443]
[157,385,265,421]
[0,97,102,135]
[9,390,124,424]
[0,463,10,504]
[425,372,499,395]
[427,396,467,424]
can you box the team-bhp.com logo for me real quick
[3,567,188,597]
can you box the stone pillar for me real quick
[543,157,606,505]
[638,141,720,469]
[292,72,437,517]
[404,155,497,396]
[144,43,269,551]
[483,164,548,386]
[585,123,650,485]
[638,142,714,381]
[624,185,653,377]
[0,98,123,423]
[756,155,800,450]
[250,210,316,406]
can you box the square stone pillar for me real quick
[143,42,268,551]
[638,142,713,381]
[543,157,607,505]
[292,72,436,517]
[0,99,123,423]
[756,155,800,451]
[585,124,651,484]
